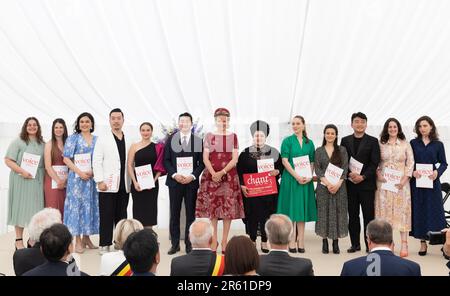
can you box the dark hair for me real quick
[39,224,72,262]
[224,236,259,275]
[109,108,124,118]
[414,115,439,141]
[351,112,367,123]
[366,219,393,245]
[321,124,342,167]
[20,117,44,145]
[51,119,68,161]
[292,115,309,143]
[139,122,153,131]
[123,229,159,274]
[179,112,193,123]
[74,112,95,133]
[380,118,406,144]
[250,120,270,137]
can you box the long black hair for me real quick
[321,124,342,167]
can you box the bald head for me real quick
[189,218,213,248]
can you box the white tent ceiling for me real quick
[0,0,449,127]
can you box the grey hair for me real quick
[189,218,213,247]
[366,219,393,245]
[265,214,293,245]
[27,208,62,242]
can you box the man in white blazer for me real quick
[93,108,131,254]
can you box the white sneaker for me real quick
[99,246,110,255]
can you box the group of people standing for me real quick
[4,108,448,259]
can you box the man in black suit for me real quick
[341,219,421,276]
[13,208,62,276]
[340,112,380,253]
[23,224,88,276]
[170,218,224,276]
[257,214,314,276]
[164,112,205,255]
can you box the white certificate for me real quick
[415,163,433,189]
[257,158,275,173]
[135,164,155,190]
[349,157,363,174]
[74,153,91,172]
[325,163,344,185]
[51,165,68,189]
[381,168,403,193]
[293,155,312,179]
[176,157,194,177]
[20,152,41,179]
[97,173,120,192]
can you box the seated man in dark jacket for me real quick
[23,224,88,276]
[13,208,62,276]
[170,218,224,276]
[257,214,314,276]
[341,219,421,276]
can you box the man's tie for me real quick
[182,136,188,151]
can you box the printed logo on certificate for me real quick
[135,164,155,190]
[176,157,194,177]
[381,168,403,193]
[415,163,433,189]
[74,153,91,172]
[51,165,68,189]
[257,158,274,173]
[325,163,344,185]
[293,155,312,179]
[20,152,41,179]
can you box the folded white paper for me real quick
[74,153,91,172]
[20,152,41,179]
[257,158,275,173]
[135,164,155,190]
[415,163,433,189]
[325,163,344,185]
[51,165,68,189]
[381,168,403,193]
[293,155,312,179]
[176,157,194,177]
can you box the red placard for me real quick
[243,172,278,198]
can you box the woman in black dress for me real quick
[127,122,166,227]
[237,120,283,252]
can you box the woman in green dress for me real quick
[277,115,317,253]
[4,117,45,250]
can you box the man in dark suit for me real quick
[340,112,380,253]
[23,224,88,276]
[164,112,205,255]
[341,219,421,276]
[170,218,224,276]
[123,229,160,276]
[257,214,314,276]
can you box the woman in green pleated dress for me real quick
[4,117,45,250]
[277,115,317,253]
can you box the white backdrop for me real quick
[1,0,450,233]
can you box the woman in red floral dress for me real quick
[196,108,244,253]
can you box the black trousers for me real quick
[99,190,130,246]
[347,186,375,249]
[168,184,197,247]
[248,220,267,243]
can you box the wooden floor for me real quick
[0,228,448,276]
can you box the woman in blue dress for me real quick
[410,116,447,256]
[63,112,99,253]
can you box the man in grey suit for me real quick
[257,214,314,276]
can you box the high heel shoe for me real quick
[418,240,427,256]
[221,241,227,255]
[332,239,340,254]
[400,240,408,257]
[322,239,329,254]
[297,241,305,253]
[15,238,24,251]
[288,242,297,253]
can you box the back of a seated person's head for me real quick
[28,208,62,243]
[366,219,393,246]
[123,229,159,274]
[265,214,292,246]
[114,219,144,250]
[39,224,72,262]
[189,218,213,248]
[223,236,259,275]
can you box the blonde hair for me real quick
[114,219,144,250]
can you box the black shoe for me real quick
[297,248,305,253]
[322,239,329,254]
[288,247,297,253]
[418,240,427,256]
[185,244,192,254]
[167,245,180,255]
[332,239,340,254]
[347,245,361,253]
[261,242,269,253]
[15,238,23,251]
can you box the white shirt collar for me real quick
[370,246,392,252]
[192,247,212,251]
[269,249,289,253]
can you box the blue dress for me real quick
[409,138,447,239]
[63,133,99,236]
